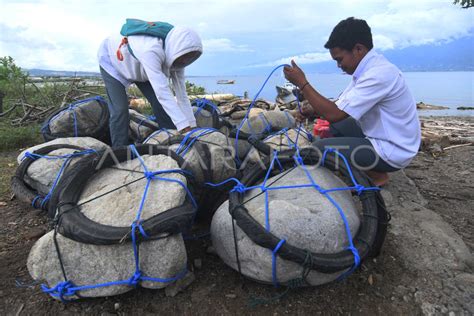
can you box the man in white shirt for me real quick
[284,17,420,186]
[98,23,202,147]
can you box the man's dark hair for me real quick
[324,17,373,51]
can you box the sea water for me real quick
[187,71,474,116]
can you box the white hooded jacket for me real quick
[98,26,202,130]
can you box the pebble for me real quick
[206,246,216,255]
[225,294,237,299]
[114,303,120,311]
[368,274,374,285]
[193,258,202,270]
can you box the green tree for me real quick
[0,56,28,97]
[453,0,473,8]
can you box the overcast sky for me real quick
[0,0,472,75]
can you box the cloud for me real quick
[203,38,254,53]
[250,52,331,68]
[0,0,472,74]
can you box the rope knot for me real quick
[347,246,361,267]
[128,271,142,286]
[231,183,247,194]
[132,220,149,239]
[354,184,365,196]
[144,171,155,180]
[23,151,38,161]
[41,281,77,301]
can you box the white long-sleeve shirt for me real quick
[335,50,421,169]
[97,26,202,130]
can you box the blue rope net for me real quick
[41,144,195,301]
[208,147,379,287]
[234,64,307,166]
[41,96,106,138]
[23,149,99,210]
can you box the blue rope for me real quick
[41,96,106,137]
[143,128,174,144]
[272,239,286,287]
[175,127,217,157]
[42,144,195,301]
[25,149,99,209]
[219,149,380,286]
[194,98,220,115]
[234,64,290,165]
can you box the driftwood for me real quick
[2,79,102,126]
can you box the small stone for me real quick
[114,303,120,311]
[193,258,202,270]
[206,246,216,255]
[225,294,237,299]
[0,201,7,207]
[368,274,374,285]
[403,295,409,302]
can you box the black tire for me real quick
[228,147,388,273]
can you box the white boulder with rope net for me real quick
[27,151,191,299]
[211,154,367,286]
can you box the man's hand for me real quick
[283,60,308,88]
[290,103,315,123]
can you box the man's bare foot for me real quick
[366,170,390,187]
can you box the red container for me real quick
[313,119,332,138]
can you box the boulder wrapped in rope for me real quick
[211,148,388,286]
[239,109,296,138]
[41,96,110,143]
[192,98,221,129]
[28,145,196,299]
[129,109,159,143]
[165,128,237,217]
[12,140,107,215]
[143,129,180,145]
[245,128,314,166]
[17,137,109,165]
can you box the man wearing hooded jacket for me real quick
[98,24,202,147]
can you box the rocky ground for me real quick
[0,116,472,315]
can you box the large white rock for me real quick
[17,137,109,164]
[27,154,189,299]
[18,138,109,195]
[211,166,360,286]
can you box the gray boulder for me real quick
[193,107,217,128]
[143,129,179,145]
[263,128,312,151]
[169,130,237,184]
[211,166,360,286]
[18,138,109,196]
[28,154,189,299]
[47,100,105,137]
[239,109,296,135]
[129,109,159,142]
[17,137,109,164]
